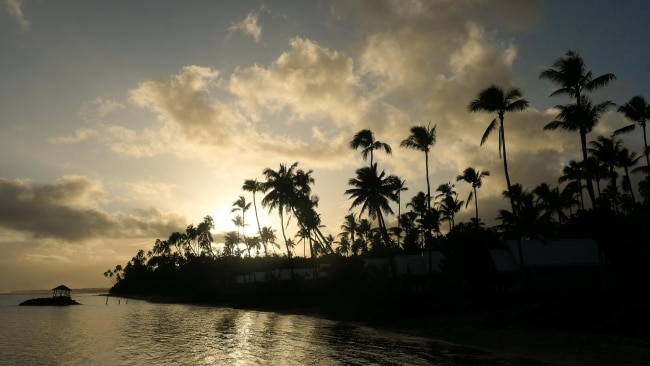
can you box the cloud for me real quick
[230,37,364,126]
[51,0,642,229]
[0,176,186,242]
[49,128,99,144]
[78,97,124,122]
[129,65,239,145]
[228,7,264,43]
[5,0,29,31]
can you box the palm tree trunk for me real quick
[578,179,585,210]
[252,193,266,256]
[641,123,650,169]
[499,120,517,217]
[610,168,619,214]
[396,195,401,247]
[580,130,598,208]
[425,152,431,210]
[625,167,636,203]
[473,186,479,222]
[377,211,397,279]
[279,211,290,259]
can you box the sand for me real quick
[400,324,650,365]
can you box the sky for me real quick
[2,0,649,293]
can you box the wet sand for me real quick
[393,323,650,366]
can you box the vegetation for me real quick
[105,50,650,334]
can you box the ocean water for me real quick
[0,292,546,365]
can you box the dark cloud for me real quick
[0,177,186,242]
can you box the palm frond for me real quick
[613,124,636,136]
[480,118,498,146]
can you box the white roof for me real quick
[490,249,519,272]
[421,251,445,273]
[505,239,600,267]
[394,255,427,275]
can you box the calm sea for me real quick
[0,292,546,365]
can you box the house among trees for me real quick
[490,239,602,291]
[364,251,445,277]
[52,285,72,298]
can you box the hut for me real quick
[52,285,71,298]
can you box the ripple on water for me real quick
[0,294,550,366]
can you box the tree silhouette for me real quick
[559,160,586,210]
[400,122,437,210]
[545,97,615,208]
[340,213,359,253]
[345,163,398,259]
[456,167,490,223]
[435,183,462,231]
[589,135,624,213]
[231,196,251,254]
[532,183,575,225]
[243,179,267,255]
[539,50,616,208]
[261,162,314,259]
[259,226,279,254]
[618,147,641,204]
[183,216,215,258]
[616,95,650,170]
[350,129,392,167]
[387,176,407,245]
[469,85,529,218]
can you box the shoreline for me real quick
[374,318,650,366]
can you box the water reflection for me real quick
[0,294,550,365]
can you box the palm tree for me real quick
[387,176,407,245]
[261,162,312,259]
[223,231,240,257]
[259,226,278,254]
[497,187,549,239]
[558,160,586,209]
[544,97,615,208]
[616,95,650,170]
[293,194,334,256]
[406,191,431,248]
[437,194,463,231]
[539,50,616,207]
[589,135,624,213]
[242,179,267,255]
[532,183,575,225]
[183,216,215,258]
[350,129,392,167]
[357,218,372,254]
[434,183,461,231]
[295,226,311,258]
[469,85,529,217]
[345,163,398,258]
[618,147,641,203]
[400,122,437,210]
[340,213,358,250]
[456,167,490,223]
[231,196,251,249]
[336,234,351,257]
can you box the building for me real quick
[490,239,602,291]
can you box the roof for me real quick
[490,250,519,272]
[364,252,445,275]
[52,285,71,291]
[394,255,427,275]
[421,251,445,273]
[505,239,600,267]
